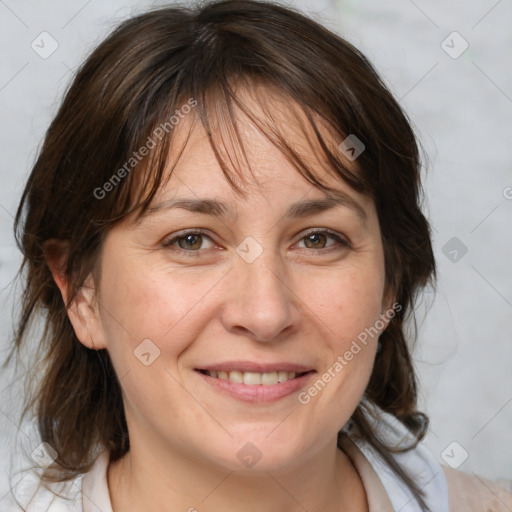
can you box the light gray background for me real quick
[1,0,511,503]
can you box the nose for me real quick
[219,246,302,343]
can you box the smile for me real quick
[194,365,316,403]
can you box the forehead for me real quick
[156,82,363,202]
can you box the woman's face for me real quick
[81,96,391,473]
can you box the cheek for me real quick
[97,253,224,366]
[307,264,386,343]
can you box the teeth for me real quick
[229,371,243,383]
[261,372,278,385]
[243,371,262,385]
[204,370,299,385]
[278,371,289,383]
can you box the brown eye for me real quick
[298,230,351,251]
[303,233,329,249]
[163,230,215,254]
[177,233,204,250]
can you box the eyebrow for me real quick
[142,189,368,223]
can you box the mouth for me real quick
[194,362,316,403]
[196,369,313,385]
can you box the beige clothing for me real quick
[443,465,512,512]
[340,437,512,511]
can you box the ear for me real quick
[43,239,106,350]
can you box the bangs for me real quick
[111,74,372,225]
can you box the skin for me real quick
[48,88,394,512]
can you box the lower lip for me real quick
[196,371,315,403]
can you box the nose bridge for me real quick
[221,235,299,341]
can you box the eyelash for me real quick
[162,228,351,257]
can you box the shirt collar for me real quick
[340,435,395,511]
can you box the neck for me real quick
[107,433,368,512]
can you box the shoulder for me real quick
[442,465,512,511]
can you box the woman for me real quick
[5,1,512,511]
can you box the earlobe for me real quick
[43,239,106,350]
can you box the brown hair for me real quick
[6,0,436,508]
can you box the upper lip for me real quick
[196,361,315,373]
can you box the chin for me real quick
[202,435,310,474]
